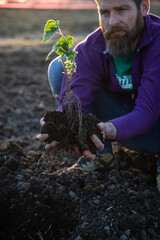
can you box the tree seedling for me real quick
[41,20,103,154]
[42,19,82,137]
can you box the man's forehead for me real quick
[98,0,135,7]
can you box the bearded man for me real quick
[39,0,160,192]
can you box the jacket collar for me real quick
[137,14,153,51]
[91,27,106,54]
[91,14,153,56]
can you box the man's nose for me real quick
[109,12,120,26]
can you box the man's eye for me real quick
[101,10,109,16]
[119,8,127,12]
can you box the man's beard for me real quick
[101,13,144,57]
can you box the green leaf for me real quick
[57,37,69,51]
[67,50,78,62]
[55,46,66,56]
[66,35,73,48]
[50,37,70,57]
[42,19,78,75]
[46,47,55,60]
[42,20,59,43]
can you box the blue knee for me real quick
[48,55,65,102]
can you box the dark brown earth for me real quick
[0,7,160,240]
[40,106,104,154]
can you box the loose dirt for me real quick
[40,106,103,154]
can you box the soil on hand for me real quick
[40,105,103,154]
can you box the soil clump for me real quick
[41,105,103,154]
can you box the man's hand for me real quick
[97,121,117,141]
[39,118,57,150]
[39,118,82,154]
[39,118,117,160]
[83,122,117,160]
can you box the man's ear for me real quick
[140,0,150,16]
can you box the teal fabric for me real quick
[113,51,136,92]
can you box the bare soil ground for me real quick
[0,7,160,240]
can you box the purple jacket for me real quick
[59,14,160,141]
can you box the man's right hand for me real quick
[39,118,114,159]
[39,117,90,157]
[39,118,57,150]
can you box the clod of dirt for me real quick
[40,104,104,154]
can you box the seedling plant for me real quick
[41,20,103,154]
[42,20,82,135]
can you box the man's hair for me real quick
[95,0,146,10]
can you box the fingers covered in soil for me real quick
[40,107,104,155]
[45,140,58,150]
[39,133,49,141]
[90,134,104,152]
[40,117,45,126]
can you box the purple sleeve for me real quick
[57,42,105,114]
[111,39,160,141]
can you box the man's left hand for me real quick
[83,121,117,160]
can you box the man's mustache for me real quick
[104,26,127,38]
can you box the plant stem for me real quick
[61,56,70,95]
